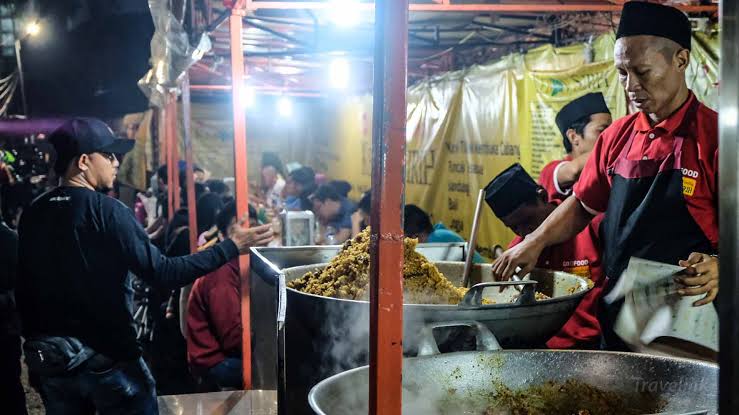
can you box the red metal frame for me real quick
[229,6,254,390]
[165,95,179,221]
[368,0,407,412]
[242,0,716,13]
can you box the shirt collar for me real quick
[634,92,696,135]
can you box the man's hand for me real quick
[491,237,545,281]
[676,252,719,307]
[351,211,363,228]
[229,223,274,254]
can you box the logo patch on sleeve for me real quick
[682,176,696,197]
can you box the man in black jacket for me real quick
[16,118,272,415]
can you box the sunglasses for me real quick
[99,152,117,163]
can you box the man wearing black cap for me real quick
[486,164,605,349]
[15,118,273,414]
[539,92,612,202]
[494,2,719,350]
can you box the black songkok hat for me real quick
[555,92,610,139]
[484,163,540,219]
[616,1,691,50]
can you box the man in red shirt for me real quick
[485,163,604,349]
[539,93,612,202]
[494,2,719,350]
[186,202,261,390]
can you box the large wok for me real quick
[282,262,591,414]
[310,348,718,414]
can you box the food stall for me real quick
[144,0,733,414]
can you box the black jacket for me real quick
[16,187,239,361]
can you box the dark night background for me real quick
[6,0,155,117]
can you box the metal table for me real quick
[158,390,277,415]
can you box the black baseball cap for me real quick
[49,118,135,175]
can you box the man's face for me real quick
[500,199,552,237]
[194,170,207,184]
[614,35,688,117]
[262,166,278,189]
[573,112,612,156]
[312,199,339,223]
[284,177,300,197]
[83,152,119,190]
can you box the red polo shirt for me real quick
[573,92,718,250]
[186,259,242,374]
[509,212,605,349]
[538,155,573,203]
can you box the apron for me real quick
[599,100,714,349]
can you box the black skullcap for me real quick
[616,1,691,50]
[555,92,610,140]
[484,163,539,219]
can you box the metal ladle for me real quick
[462,189,485,288]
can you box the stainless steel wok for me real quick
[309,348,718,414]
[282,262,591,414]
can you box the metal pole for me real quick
[166,94,176,221]
[165,94,181,218]
[229,4,254,390]
[718,0,739,412]
[368,0,408,412]
[14,39,28,116]
[182,74,198,253]
[171,98,181,213]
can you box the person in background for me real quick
[196,193,225,238]
[485,164,604,349]
[494,2,719,353]
[261,152,286,209]
[16,118,274,414]
[186,202,262,391]
[178,192,227,337]
[327,180,352,199]
[194,166,208,184]
[311,184,357,244]
[283,166,316,211]
[403,204,486,263]
[539,93,612,202]
[206,179,231,200]
[351,191,371,238]
[0,206,26,415]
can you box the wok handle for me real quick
[461,281,538,307]
[417,320,501,356]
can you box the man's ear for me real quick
[675,48,690,73]
[76,154,89,172]
[566,128,580,148]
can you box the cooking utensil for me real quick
[309,350,718,415]
[279,262,589,414]
[462,189,485,288]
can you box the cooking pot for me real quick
[282,262,591,414]
[309,324,717,414]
